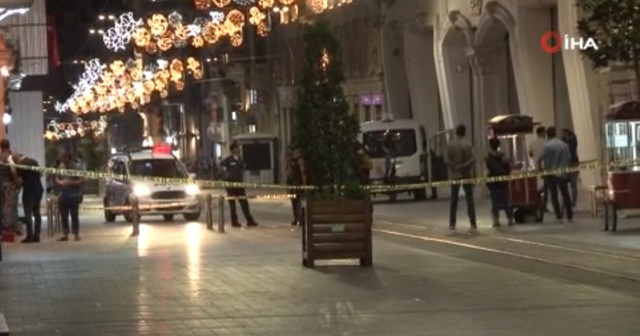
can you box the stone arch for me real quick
[435,10,476,130]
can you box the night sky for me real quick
[47,0,131,64]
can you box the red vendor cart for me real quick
[603,101,640,231]
[487,115,545,223]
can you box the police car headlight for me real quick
[185,184,200,196]
[133,184,151,197]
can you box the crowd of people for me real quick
[444,124,579,230]
[0,139,84,243]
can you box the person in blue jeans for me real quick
[56,153,84,241]
[485,138,513,227]
[444,125,477,230]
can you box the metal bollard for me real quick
[205,194,213,231]
[217,195,225,233]
[130,196,140,237]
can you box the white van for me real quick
[358,119,428,200]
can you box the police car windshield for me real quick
[129,159,188,178]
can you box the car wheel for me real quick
[183,212,201,221]
[163,214,174,221]
[104,197,116,222]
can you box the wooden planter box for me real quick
[302,197,372,268]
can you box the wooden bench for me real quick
[0,313,9,335]
[303,198,373,268]
[590,185,607,218]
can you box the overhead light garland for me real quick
[58,57,204,114]
[44,116,108,141]
[103,12,143,52]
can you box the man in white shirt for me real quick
[529,126,547,168]
[529,126,548,211]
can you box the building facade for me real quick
[268,0,628,188]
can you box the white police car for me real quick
[103,145,201,222]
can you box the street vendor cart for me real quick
[603,101,640,232]
[487,115,545,223]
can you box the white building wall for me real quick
[7,91,45,200]
[434,0,603,188]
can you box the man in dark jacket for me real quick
[562,128,579,208]
[221,142,258,228]
[485,138,513,227]
[56,153,84,241]
[15,154,44,243]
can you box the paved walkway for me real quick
[2,214,640,336]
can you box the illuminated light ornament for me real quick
[257,21,269,36]
[158,36,174,51]
[249,7,265,25]
[103,12,142,51]
[192,35,205,48]
[278,0,295,4]
[202,23,221,43]
[186,24,202,37]
[230,32,243,47]
[310,0,327,13]
[258,0,274,8]
[174,40,188,48]
[167,11,183,27]
[209,11,225,24]
[148,14,169,36]
[232,0,255,6]
[157,59,169,69]
[145,43,158,54]
[133,27,151,47]
[212,0,231,8]
[226,10,245,26]
[193,17,208,27]
[194,0,210,9]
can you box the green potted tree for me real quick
[292,20,372,268]
[577,0,640,99]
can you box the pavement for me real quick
[0,193,640,335]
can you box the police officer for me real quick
[287,147,305,226]
[221,142,258,228]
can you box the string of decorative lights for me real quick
[57,57,204,114]
[44,116,108,141]
[101,0,296,53]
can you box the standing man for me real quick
[56,153,84,241]
[221,142,258,228]
[538,127,573,222]
[0,139,20,234]
[15,154,44,243]
[444,125,477,231]
[561,128,579,208]
[287,147,306,227]
[529,126,548,210]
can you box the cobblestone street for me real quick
[1,200,640,336]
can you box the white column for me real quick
[381,22,411,119]
[434,13,473,131]
[558,0,601,187]
[404,26,441,136]
[512,7,555,127]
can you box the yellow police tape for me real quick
[4,159,637,193]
